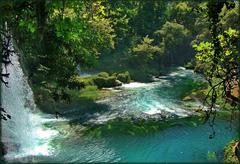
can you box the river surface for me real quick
[1,52,239,163]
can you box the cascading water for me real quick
[1,37,58,161]
[77,64,94,77]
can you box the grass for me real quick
[82,116,204,138]
[67,85,114,101]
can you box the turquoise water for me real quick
[3,66,239,163]
[47,119,238,163]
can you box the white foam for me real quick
[144,108,162,115]
[177,66,186,70]
[121,82,149,88]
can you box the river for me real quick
[1,52,239,163]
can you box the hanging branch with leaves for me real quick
[193,0,239,138]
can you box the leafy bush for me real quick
[117,71,131,83]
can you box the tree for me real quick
[194,28,239,103]
[154,21,191,65]
[220,3,239,31]
[130,36,160,68]
[130,1,167,37]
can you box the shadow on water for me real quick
[56,100,112,124]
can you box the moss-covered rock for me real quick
[68,71,131,90]
[82,115,204,138]
[93,76,120,88]
[68,73,123,89]
[98,72,109,78]
[68,75,94,89]
[184,61,195,69]
[116,71,131,83]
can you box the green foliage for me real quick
[1,0,117,89]
[224,140,239,163]
[130,36,160,68]
[1,0,239,108]
[193,28,239,79]
[155,21,190,52]
[202,78,237,110]
[220,3,240,30]
[166,2,196,30]
[130,1,167,37]
[154,21,191,65]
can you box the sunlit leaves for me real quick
[193,41,214,62]
[19,19,36,33]
[131,36,161,66]
[155,21,191,56]
[193,28,239,80]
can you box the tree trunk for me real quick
[36,0,46,39]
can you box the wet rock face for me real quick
[0,141,20,157]
[0,142,7,156]
[115,80,122,86]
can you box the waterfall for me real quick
[1,36,58,160]
[76,64,94,77]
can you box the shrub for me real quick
[117,71,131,83]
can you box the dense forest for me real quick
[0,0,239,163]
